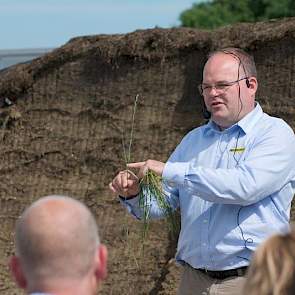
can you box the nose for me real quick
[207,86,219,96]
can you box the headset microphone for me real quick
[203,109,211,119]
[246,79,250,88]
[201,96,211,119]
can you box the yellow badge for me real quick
[229,147,245,153]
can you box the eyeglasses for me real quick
[198,77,248,95]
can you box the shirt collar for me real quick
[203,101,263,135]
[237,102,263,134]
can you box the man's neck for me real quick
[28,278,97,295]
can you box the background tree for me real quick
[180,0,295,29]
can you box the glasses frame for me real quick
[198,77,249,95]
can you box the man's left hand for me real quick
[127,159,165,179]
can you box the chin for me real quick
[211,115,231,129]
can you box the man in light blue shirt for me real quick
[110,48,295,294]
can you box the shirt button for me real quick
[168,181,176,187]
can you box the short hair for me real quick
[243,229,295,295]
[208,47,257,78]
[15,195,100,282]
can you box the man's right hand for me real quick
[109,170,140,198]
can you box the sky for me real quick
[0,0,200,50]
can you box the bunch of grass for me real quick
[138,170,179,241]
[123,94,179,242]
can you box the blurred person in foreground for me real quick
[109,47,295,294]
[9,195,107,295]
[243,228,295,295]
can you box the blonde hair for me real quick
[243,230,295,295]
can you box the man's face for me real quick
[202,53,254,129]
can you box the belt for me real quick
[197,266,248,280]
[185,262,248,280]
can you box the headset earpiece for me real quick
[246,79,250,88]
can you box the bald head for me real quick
[15,195,100,283]
[207,48,257,78]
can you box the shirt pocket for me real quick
[226,147,246,168]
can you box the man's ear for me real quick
[9,255,27,289]
[248,77,258,95]
[95,244,108,281]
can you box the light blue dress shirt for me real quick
[122,103,295,270]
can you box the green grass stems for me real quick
[122,94,178,241]
[122,94,179,241]
[138,170,179,241]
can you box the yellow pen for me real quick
[229,147,245,153]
